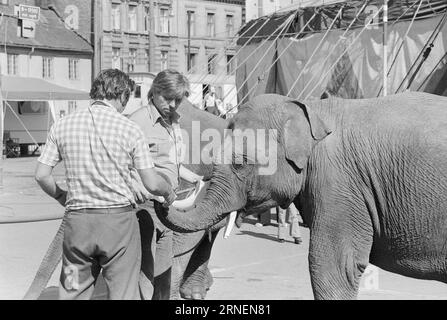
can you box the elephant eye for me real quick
[232,153,244,169]
[232,153,249,171]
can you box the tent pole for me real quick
[383,0,388,96]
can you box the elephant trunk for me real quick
[23,216,66,300]
[157,165,246,233]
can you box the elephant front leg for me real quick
[170,231,205,300]
[308,215,373,300]
[180,230,218,300]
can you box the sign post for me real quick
[18,4,40,21]
[18,4,39,39]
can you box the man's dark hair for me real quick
[90,69,135,101]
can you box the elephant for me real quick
[23,98,230,300]
[156,92,447,300]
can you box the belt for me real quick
[69,205,134,214]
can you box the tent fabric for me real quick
[1,76,90,101]
[236,12,447,101]
[238,0,447,46]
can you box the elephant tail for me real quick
[23,216,66,300]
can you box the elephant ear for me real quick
[284,100,332,170]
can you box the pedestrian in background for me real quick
[277,203,302,244]
[203,86,221,116]
[35,69,176,300]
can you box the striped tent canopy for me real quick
[234,0,447,103]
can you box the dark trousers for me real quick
[137,200,173,300]
[59,210,141,300]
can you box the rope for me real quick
[221,12,297,109]
[416,50,447,91]
[231,10,320,111]
[186,18,256,77]
[200,15,275,89]
[395,9,447,93]
[188,14,274,95]
[287,6,345,97]
[5,101,41,149]
[0,212,64,224]
[303,5,384,100]
[296,1,369,100]
[376,0,424,97]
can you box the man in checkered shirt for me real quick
[35,69,177,300]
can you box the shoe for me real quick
[278,239,285,243]
[294,237,302,245]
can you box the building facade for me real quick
[246,0,302,22]
[171,0,245,108]
[0,0,93,144]
[96,0,245,111]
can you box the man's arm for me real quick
[138,168,177,207]
[35,162,67,206]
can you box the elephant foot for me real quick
[180,269,214,300]
[180,286,206,300]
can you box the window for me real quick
[128,48,137,72]
[7,54,18,75]
[68,59,79,80]
[227,55,235,75]
[160,50,168,70]
[186,53,197,72]
[18,101,47,115]
[145,49,150,71]
[159,8,170,33]
[111,3,121,30]
[208,54,217,75]
[207,13,215,37]
[1,0,9,5]
[144,6,150,32]
[112,48,121,70]
[42,57,54,79]
[134,85,141,98]
[186,11,195,37]
[226,15,234,37]
[128,5,137,32]
[68,101,78,114]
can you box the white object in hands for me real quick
[223,211,237,239]
[171,180,208,211]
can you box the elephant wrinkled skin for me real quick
[159,92,447,300]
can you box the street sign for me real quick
[18,4,40,22]
[22,20,36,38]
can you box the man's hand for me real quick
[131,177,151,204]
[55,189,68,207]
[162,190,177,208]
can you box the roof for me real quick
[1,76,90,101]
[237,0,447,46]
[0,6,93,53]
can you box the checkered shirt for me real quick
[38,102,154,211]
